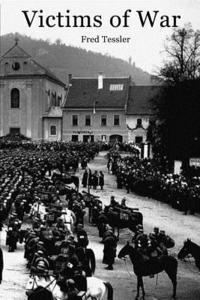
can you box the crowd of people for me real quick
[1,138,198,295]
[0,139,128,299]
[109,151,200,215]
[82,169,104,190]
[0,141,101,292]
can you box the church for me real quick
[0,38,66,141]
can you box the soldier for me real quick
[102,225,118,270]
[82,170,88,188]
[99,171,104,190]
[109,195,118,208]
[76,223,89,248]
[30,250,49,274]
[91,171,98,190]
[121,197,127,208]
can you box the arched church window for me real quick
[11,88,20,108]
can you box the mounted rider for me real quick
[120,197,127,208]
[30,250,50,275]
[29,198,47,221]
[109,195,118,209]
[60,206,76,234]
[54,243,87,291]
[76,223,89,248]
[134,226,174,262]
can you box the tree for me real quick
[160,24,200,82]
[149,25,200,169]
[55,38,62,46]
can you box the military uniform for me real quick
[102,229,117,270]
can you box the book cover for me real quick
[0,0,200,299]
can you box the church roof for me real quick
[0,40,65,87]
[126,86,159,115]
[2,43,31,59]
[64,76,130,109]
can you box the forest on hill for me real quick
[1,33,151,84]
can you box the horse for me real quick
[118,242,178,300]
[52,172,79,191]
[26,275,62,299]
[178,239,200,270]
[27,286,54,300]
[86,277,113,300]
[76,247,96,277]
[26,275,113,300]
[103,206,143,237]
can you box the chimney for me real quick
[98,73,103,89]
[68,74,72,85]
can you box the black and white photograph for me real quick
[0,0,200,299]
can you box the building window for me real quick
[50,125,56,136]
[136,118,142,128]
[135,136,143,144]
[101,135,106,141]
[12,62,20,71]
[114,115,120,126]
[11,88,20,108]
[72,135,78,142]
[101,115,107,126]
[85,115,91,126]
[72,115,78,126]
[83,135,94,142]
[10,127,20,135]
[109,84,124,91]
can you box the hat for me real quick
[154,227,159,232]
[37,250,44,255]
[77,223,83,230]
[66,279,75,287]
[160,230,165,235]
[36,261,47,271]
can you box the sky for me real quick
[0,0,200,73]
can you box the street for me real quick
[0,151,200,299]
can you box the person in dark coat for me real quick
[76,224,89,248]
[102,226,118,270]
[99,171,104,190]
[92,171,98,190]
[82,170,88,188]
[0,247,3,284]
